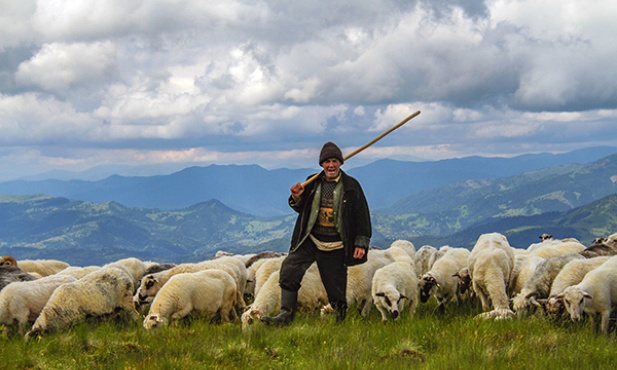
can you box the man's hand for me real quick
[353,247,365,259]
[290,182,304,202]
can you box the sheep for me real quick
[26,266,140,338]
[511,253,585,317]
[509,254,546,297]
[340,246,400,318]
[542,256,612,316]
[143,262,176,275]
[468,232,515,319]
[0,274,77,335]
[244,251,287,269]
[0,265,38,291]
[526,234,561,252]
[579,233,617,258]
[251,256,285,299]
[372,257,418,322]
[556,255,617,334]
[241,263,328,329]
[389,239,416,261]
[1,256,70,277]
[419,247,470,313]
[134,256,247,312]
[103,257,154,288]
[244,252,287,299]
[143,269,238,329]
[55,266,101,279]
[414,245,437,278]
[529,239,586,260]
[427,246,451,271]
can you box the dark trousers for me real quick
[279,238,347,309]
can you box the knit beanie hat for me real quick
[319,141,344,165]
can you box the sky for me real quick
[1,0,617,181]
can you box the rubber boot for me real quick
[261,289,297,326]
[334,301,347,323]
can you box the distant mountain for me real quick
[416,192,617,250]
[0,194,295,266]
[0,146,615,217]
[373,153,617,238]
[2,155,617,266]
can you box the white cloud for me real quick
[0,0,616,181]
[16,41,117,92]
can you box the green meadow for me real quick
[2,300,616,370]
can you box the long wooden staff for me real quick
[301,110,421,187]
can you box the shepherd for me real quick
[261,110,420,326]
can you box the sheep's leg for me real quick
[600,310,611,334]
[474,283,490,312]
[376,304,389,322]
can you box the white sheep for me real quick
[341,247,398,318]
[0,274,77,335]
[103,257,154,288]
[543,256,612,315]
[389,239,416,261]
[244,252,287,299]
[468,232,516,319]
[26,266,140,338]
[1,255,70,277]
[241,263,328,329]
[529,239,585,260]
[556,255,617,333]
[252,256,285,298]
[372,259,418,322]
[428,246,451,271]
[419,247,470,313]
[143,269,238,329]
[509,254,546,296]
[414,245,437,278]
[55,265,101,279]
[511,252,584,317]
[134,256,247,312]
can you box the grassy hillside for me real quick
[1,300,615,369]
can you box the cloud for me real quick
[0,0,616,181]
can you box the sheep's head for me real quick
[320,303,335,317]
[453,268,471,294]
[544,296,565,316]
[512,292,540,317]
[241,307,262,329]
[375,291,406,320]
[143,314,168,330]
[475,308,515,321]
[540,233,553,241]
[593,237,607,245]
[557,287,592,322]
[134,275,161,304]
[0,255,17,267]
[419,274,438,303]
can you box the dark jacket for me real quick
[288,170,371,266]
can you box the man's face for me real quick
[321,158,341,181]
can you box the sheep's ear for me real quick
[555,293,564,299]
[435,283,441,288]
[400,294,408,300]
[583,292,593,299]
[376,292,385,297]
[525,292,538,299]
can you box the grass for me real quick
[2,301,617,370]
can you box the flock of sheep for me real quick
[1,230,617,339]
